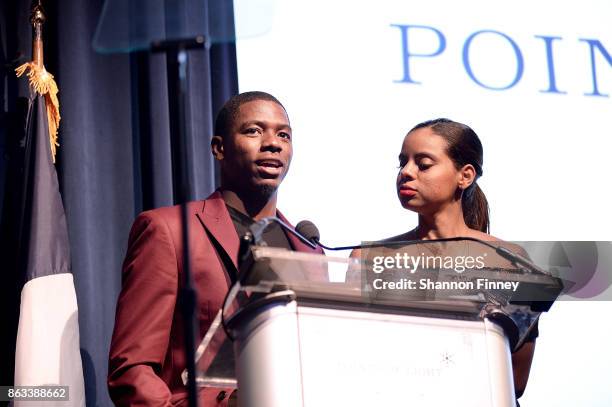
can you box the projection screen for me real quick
[234,1,612,405]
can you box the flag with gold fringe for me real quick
[15,61,60,162]
[12,2,85,406]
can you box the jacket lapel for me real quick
[197,191,240,270]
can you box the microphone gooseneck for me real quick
[295,220,363,251]
[249,217,317,249]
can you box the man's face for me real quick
[214,100,293,196]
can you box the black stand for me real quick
[152,36,209,407]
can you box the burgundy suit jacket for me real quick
[108,191,323,406]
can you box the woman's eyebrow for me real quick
[399,152,437,160]
[414,152,437,160]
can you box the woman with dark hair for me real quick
[386,118,536,400]
[393,118,489,239]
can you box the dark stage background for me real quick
[0,1,238,405]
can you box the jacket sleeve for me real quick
[108,211,178,406]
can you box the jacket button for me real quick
[216,391,227,401]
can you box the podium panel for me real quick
[233,301,515,407]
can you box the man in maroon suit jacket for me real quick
[108,92,323,406]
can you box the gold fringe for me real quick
[16,62,61,163]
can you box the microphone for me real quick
[295,220,320,246]
[236,217,317,286]
[248,217,317,249]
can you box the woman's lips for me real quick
[398,186,417,197]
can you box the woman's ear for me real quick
[458,164,477,190]
[211,136,224,161]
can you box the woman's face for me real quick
[396,127,462,214]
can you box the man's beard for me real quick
[222,173,280,209]
[247,182,277,205]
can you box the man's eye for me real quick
[244,128,261,135]
[279,132,291,140]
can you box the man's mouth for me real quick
[255,159,284,177]
[255,159,283,168]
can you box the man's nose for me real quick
[261,131,282,152]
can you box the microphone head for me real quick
[295,220,320,244]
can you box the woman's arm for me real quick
[512,340,536,398]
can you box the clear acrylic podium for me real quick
[187,242,563,407]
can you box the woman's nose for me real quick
[399,161,416,179]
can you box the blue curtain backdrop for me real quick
[0,1,238,405]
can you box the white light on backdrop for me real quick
[234,1,612,405]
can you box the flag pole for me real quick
[31,0,45,69]
[16,0,61,163]
[16,0,48,256]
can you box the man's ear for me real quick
[458,164,477,190]
[211,136,224,161]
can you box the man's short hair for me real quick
[214,91,287,139]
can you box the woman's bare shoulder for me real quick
[381,230,418,243]
[465,229,502,242]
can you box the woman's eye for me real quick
[418,162,433,170]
